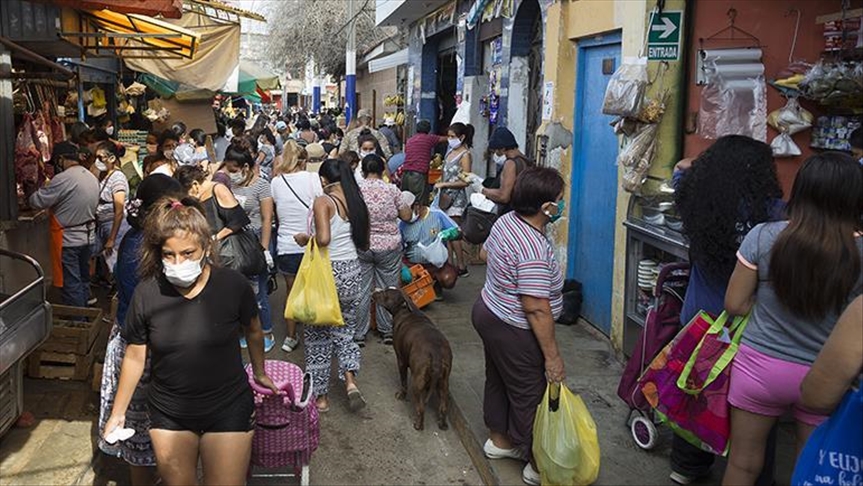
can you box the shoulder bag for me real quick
[210,197,267,277]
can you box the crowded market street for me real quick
[0,0,861,485]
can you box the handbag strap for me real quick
[208,195,226,232]
[281,175,310,209]
[676,311,750,394]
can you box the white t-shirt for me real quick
[272,171,323,255]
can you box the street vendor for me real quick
[29,143,100,307]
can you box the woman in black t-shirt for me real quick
[103,198,278,485]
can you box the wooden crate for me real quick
[39,305,103,355]
[27,347,96,381]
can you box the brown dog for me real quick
[373,288,453,431]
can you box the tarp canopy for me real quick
[137,73,214,101]
[33,0,183,18]
[123,9,240,91]
[83,9,201,58]
[238,60,281,94]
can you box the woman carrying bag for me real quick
[293,158,371,414]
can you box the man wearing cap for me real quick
[30,143,100,307]
[274,120,290,156]
[339,109,392,159]
[401,119,447,203]
[481,127,532,215]
[305,142,327,174]
[379,117,401,154]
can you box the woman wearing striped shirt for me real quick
[472,167,566,486]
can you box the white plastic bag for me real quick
[770,132,802,157]
[418,234,448,268]
[697,62,767,141]
[767,98,813,135]
[602,57,648,118]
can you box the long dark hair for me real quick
[676,135,782,283]
[319,158,370,251]
[769,152,863,320]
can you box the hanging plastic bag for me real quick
[767,97,812,135]
[619,123,660,193]
[533,383,601,486]
[417,234,448,268]
[602,57,648,118]
[284,239,344,326]
[697,60,767,141]
[770,132,801,158]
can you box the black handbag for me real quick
[210,198,267,276]
[461,206,498,245]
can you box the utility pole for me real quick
[345,0,356,124]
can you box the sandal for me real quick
[316,397,330,413]
[347,387,366,412]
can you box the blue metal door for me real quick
[567,34,621,335]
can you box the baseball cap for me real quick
[357,109,372,121]
[306,143,326,160]
[51,141,80,164]
[488,127,518,150]
[275,121,288,131]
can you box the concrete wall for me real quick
[356,66,399,125]
[540,0,649,351]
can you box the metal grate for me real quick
[0,362,22,436]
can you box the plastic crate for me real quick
[402,265,435,309]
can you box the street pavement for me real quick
[0,264,799,485]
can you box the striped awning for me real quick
[82,9,201,58]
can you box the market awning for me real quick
[30,0,183,19]
[79,9,201,59]
[368,49,408,74]
[237,60,280,94]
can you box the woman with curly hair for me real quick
[669,135,783,485]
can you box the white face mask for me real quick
[409,211,420,223]
[164,149,175,160]
[94,160,108,172]
[163,257,204,288]
[359,150,375,159]
[448,138,461,150]
[493,153,507,166]
[228,171,245,185]
[105,126,114,136]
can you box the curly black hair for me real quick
[675,135,783,283]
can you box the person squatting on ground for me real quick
[472,167,567,486]
[670,135,784,485]
[98,174,184,485]
[271,140,324,353]
[221,140,277,352]
[103,198,279,486]
[356,154,413,345]
[722,152,863,485]
[293,158,371,413]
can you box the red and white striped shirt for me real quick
[481,212,564,329]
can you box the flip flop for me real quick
[316,400,330,413]
[347,388,366,412]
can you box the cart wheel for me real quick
[631,415,658,450]
[300,465,310,486]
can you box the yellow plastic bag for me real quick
[284,239,344,326]
[533,383,601,485]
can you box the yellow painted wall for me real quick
[542,0,650,351]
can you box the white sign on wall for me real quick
[542,81,554,121]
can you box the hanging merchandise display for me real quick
[767,97,813,158]
[602,58,649,118]
[811,115,862,151]
[799,60,863,111]
[87,86,108,118]
[697,59,767,142]
[620,123,660,194]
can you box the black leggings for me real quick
[149,393,256,434]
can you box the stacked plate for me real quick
[638,259,659,290]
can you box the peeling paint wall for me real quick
[507,56,530,150]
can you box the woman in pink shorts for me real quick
[723,152,863,486]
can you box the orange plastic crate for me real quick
[427,168,443,184]
[402,265,435,309]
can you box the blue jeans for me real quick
[61,245,92,307]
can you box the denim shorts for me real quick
[277,253,304,276]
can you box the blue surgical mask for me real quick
[544,201,565,223]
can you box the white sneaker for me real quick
[522,463,541,486]
[483,439,523,460]
[669,471,699,485]
[281,336,300,352]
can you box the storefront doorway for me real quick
[567,32,622,335]
[436,50,457,134]
[509,0,543,156]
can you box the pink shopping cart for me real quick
[245,360,319,485]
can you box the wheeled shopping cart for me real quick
[616,262,689,450]
[245,360,319,485]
